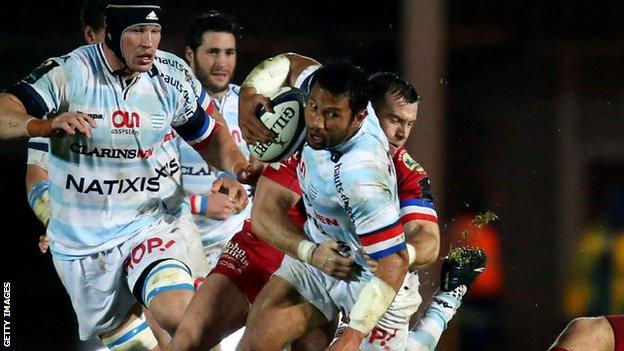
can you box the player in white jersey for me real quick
[235,60,412,351]
[0,1,257,350]
[237,54,486,350]
[181,11,253,271]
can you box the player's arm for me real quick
[251,174,304,255]
[331,166,409,349]
[239,53,321,143]
[0,57,96,140]
[396,152,441,269]
[404,218,440,270]
[252,162,354,278]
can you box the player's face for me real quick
[189,31,236,96]
[377,93,418,150]
[305,84,365,150]
[121,25,161,72]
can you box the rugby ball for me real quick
[248,86,306,162]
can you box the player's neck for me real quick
[102,44,139,80]
[208,87,228,101]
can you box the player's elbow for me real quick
[417,236,440,267]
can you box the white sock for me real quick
[406,286,467,351]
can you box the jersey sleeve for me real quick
[5,57,71,118]
[394,148,438,224]
[27,137,50,170]
[338,157,406,260]
[262,153,301,195]
[294,64,321,96]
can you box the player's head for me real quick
[305,62,370,150]
[105,0,162,72]
[81,0,108,44]
[184,11,239,97]
[369,72,420,150]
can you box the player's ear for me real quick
[185,46,194,64]
[84,26,96,44]
[354,108,367,124]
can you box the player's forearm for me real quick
[199,123,247,174]
[0,93,32,139]
[285,53,321,86]
[375,250,409,291]
[404,220,440,269]
[250,201,305,256]
[347,251,408,335]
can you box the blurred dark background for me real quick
[2,0,624,350]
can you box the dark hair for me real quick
[80,0,108,30]
[310,62,370,116]
[185,11,240,51]
[368,72,420,109]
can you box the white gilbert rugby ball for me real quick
[248,86,307,162]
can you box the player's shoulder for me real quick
[42,45,96,72]
[393,147,429,182]
[229,84,241,96]
[154,49,193,77]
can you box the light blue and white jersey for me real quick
[179,84,252,245]
[295,68,404,281]
[11,44,216,258]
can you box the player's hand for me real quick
[49,112,97,137]
[363,253,379,273]
[204,193,236,220]
[211,178,248,213]
[311,241,355,279]
[233,160,263,186]
[239,87,276,143]
[326,327,365,351]
[38,234,50,254]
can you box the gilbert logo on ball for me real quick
[249,86,306,162]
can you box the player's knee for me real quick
[171,324,204,350]
[101,316,159,351]
[140,259,195,331]
[140,259,195,307]
[238,329,281,351]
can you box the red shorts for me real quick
[210,229,285,302]
[607,315,624,351]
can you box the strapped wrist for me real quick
[297,240,318,264]
[406,243,417,266]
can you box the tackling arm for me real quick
[250,175,303,256]
[404,219,440,270]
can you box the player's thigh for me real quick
[243,276,329,349]
[176,273,249,348]
[291,317,338,351]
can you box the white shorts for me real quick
[275,255,422,350]
[53,215,193,340]
[177,213,211,278]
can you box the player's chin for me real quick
[306,133,325,149]
[130,60,154,72]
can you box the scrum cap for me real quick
[105,0,161,67]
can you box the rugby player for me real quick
[1,1,256,349]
